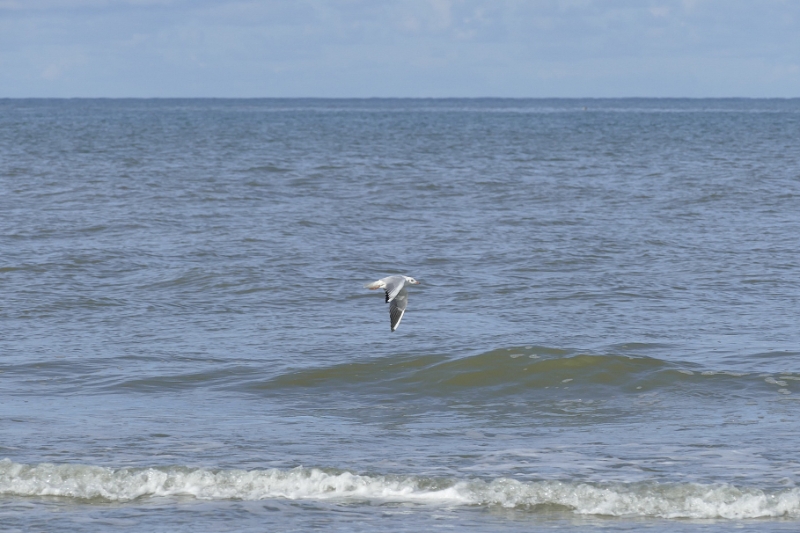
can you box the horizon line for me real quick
[2,96,799,101]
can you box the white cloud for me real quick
[0,0,177,9]
[650,6,670,17]
[429,0,453,28]
[399,15,421,32]
[38,50,86,81]
[0,0,798,97]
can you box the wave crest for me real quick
[2,459,798,519]
[252,346,774,398]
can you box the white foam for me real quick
[2,459,799,519]
[0,460,464,504]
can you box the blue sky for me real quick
[1,0,798,98]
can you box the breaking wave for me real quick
[2,459,798,519]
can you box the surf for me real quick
[2,459,798,519]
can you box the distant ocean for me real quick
[2,98,800,532]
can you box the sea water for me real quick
[1,98,800,532]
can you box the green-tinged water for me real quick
[2,98,800,532]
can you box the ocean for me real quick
[1,98,800,532]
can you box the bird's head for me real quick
[405,276,420,285]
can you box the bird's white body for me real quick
[364,275,420,331]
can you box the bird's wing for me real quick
[383,276,406,303]
[389,288,408,331]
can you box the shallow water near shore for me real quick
[2,98,800,531]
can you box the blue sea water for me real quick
[1,98,800,532]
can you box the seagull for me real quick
[364,275,421,331]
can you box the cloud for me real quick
[0,0,799,97]
[649,6,670,18]
[429,0,453,29]
[0,0,178,9]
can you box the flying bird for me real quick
[364,275,421,331]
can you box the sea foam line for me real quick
[1,459,798,519]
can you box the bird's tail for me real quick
[364,280,383,290]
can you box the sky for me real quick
[1,0,798,98]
